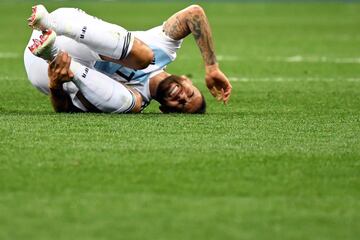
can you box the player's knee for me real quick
[97,82,135,113]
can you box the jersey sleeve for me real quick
[133,25,183,61]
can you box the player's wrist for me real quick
[48,80,63,91]
[205,63,219,73]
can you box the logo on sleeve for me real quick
[80,26,87,39]
[82,67,89,78]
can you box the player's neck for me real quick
[149,71,171,100]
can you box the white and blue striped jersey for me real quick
[94,26,183,110]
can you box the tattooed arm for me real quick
[163,5,232,103]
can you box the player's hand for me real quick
[48,51,74,89]
[205,64,232,104]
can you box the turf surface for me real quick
[0,1,359,239]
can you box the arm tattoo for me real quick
[163,16,189,40]
[187,14,217,66]
[163,8,217,66]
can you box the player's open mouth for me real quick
[168,84,181,98]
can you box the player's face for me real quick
[157,76,204,113]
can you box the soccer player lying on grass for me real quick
[24,4,232,113]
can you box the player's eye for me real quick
[189,90,195,98]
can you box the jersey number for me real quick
[116,70,136,81]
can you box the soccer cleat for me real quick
[27,4,51,31]
[28,29,57,61]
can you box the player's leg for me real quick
[28,29,101,66]
[28,32,142,113]
[99,38,154,70]
[69,61,139,113]
[48,52,142,113]
[28,5,153,70]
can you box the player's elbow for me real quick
[188,5,206,16]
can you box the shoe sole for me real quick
[29,30,56,57]
[28,4,48,30]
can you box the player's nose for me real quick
[178,92,187,103]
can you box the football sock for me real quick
[70,61,135,113]
[48,8,133,60]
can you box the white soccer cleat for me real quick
[27,4,51,31]
[28,29,57,61]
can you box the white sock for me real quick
[49,8,133,60]
[70,61,135,113]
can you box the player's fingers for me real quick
[223,92,231,103]
[223,92,231,104]
[48,58,56,70]
[55,51,64,67]
[60,59,70,77]
[57,57,69,76]
[215,88,223,101]
[64,55,72,71]
[61,52,69,66]
[58,58,68,75]
[56,51,63,59]
[224,83,232,93]
[224,86,232,98]
[220,89,227,105]
[51,53,65,75]
[209,87,217,97]
[65,56,73,79]
[60,68,68,76]
[212,90,219,99]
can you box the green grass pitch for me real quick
[0,1,359,239]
